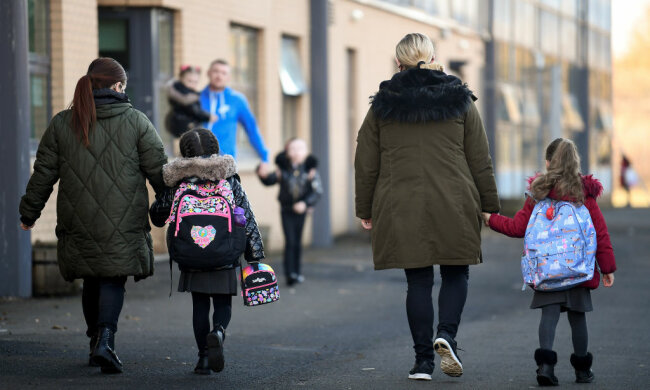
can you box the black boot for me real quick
[206,325,225,373]
[91,327,123,374]
[535,349,559,386]
[571,353,595,383]
[88,333,99,367]
[194,348,211,375]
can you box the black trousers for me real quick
[404,265,469,362]
[82,276,127,337]
[281,210,306,278]
[191,292,232,352]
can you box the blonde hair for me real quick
[530,138,585,204]
[395,33,444,71]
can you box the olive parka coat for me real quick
[20,90,168,281]
[355,68,500,270]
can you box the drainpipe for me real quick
[0,0,33,297]
[309,0,332,247]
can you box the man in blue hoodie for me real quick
[199,59,269,164]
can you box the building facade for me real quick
[486,0,613,198]
[22,0,490,254]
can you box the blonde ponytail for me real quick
[396,33,444,71]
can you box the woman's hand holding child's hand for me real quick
[361,218,372,230]
[602,273,615,287]
[482,213,491,227]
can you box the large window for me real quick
[514,1,535,49]
[230,24,260,166]
[560,18,578,63]
[540,11,559,56]
[493,0,512,40]
[280,36,306,143]
[28,0,51,149]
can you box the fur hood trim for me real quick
[370,68,477,123]
[163,154,237,187]
[526,174,604,199]
[274,151,318,171]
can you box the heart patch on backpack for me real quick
[191,225,217,248]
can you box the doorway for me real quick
[98,7,174,150]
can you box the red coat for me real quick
[488,175,616,289]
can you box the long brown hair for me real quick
[71,58,127,146]
[530,138,584,203]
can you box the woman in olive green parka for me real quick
[19,58,167,374]
[354,34,500,381]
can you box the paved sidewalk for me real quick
[1,209,649,389]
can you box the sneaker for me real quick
[408,360,433,381]
[434,333,463,377]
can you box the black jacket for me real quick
[164,81,211,137]
[149,155,265,266]
[260,152,322,211]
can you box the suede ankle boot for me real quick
[535,348,559,386]
[571,353,595,383]
[194,348,211,375]
[91,327,123,374]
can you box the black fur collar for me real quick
[163,154,237,187]
[275,151,318,171]
[370,68,476,123]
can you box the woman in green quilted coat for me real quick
[19,58,167,374]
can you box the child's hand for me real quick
[361,218,372,230]
[602,273,615,287]
[209,114,219,123]
[20,222,34,231]
[308,168,317,180]
[256,163,269,179]
[293,201,307,214]
[482,212,491,227]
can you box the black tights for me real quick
[191,292,232,352]
[281,211,306,278]
[404,265,469,362]
[82,276,127,337]
[539,304,588,356]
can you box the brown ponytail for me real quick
[530,138,584,203]
[71,74,96,147]
[70,57,127,147]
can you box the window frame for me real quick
[27,0,52,153]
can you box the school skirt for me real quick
[530,287,593,312]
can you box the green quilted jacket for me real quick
[20,102,167,281]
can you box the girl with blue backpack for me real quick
[150,128,265,375]
[483,138,616,386]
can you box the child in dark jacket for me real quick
[483,138,616,387]
[150,128,264,375]
[165,66,217,146]
[257,138,322,286]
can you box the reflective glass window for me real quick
[27,0,50,145]
[230,24,260,166]
[514,1,535,48]
[493,0,512,40]
[561,18,577,62]
[540,11,559,55]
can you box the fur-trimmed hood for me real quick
[370,68,477,123]
[163,154,237,187]
[274,151,318,171]
[527,174,604,199]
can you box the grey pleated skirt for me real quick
[530,287,593,312]
[178,268,239,296]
